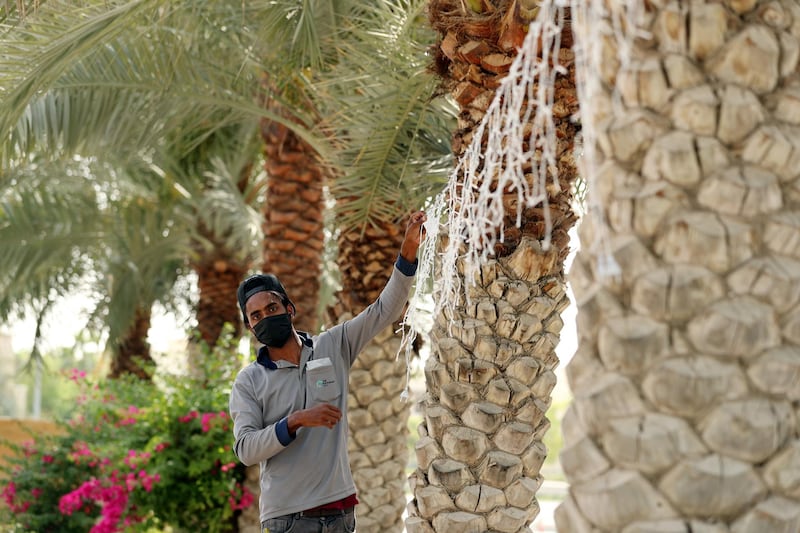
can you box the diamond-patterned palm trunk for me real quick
[109,306,154,379]
[326,217,412,533]
[260,107,326,333]
[407,1,579,531]
[193,229,249,347]
[407,251,576,533]
[557,0,800,531]
[193,163,253,347]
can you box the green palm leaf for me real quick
[311,0,456,232]
[0,0,327,162]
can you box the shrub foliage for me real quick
[0,334,252,533]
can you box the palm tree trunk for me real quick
[240,89,327,533]
[193,162,255,348]
[109,306,154,379]
[326,215,413,533]
[407,1,579,531]
[260,105,326,334]
[557,0,800,531]
[193,243,248,347]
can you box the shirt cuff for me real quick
[395,254,418,276]
[275,417,295,446]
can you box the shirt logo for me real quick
[316,378,335,388]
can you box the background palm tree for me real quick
[406,1,580,531]
[167,123,265,347]
[0,1,278,373]
[258,85,328,333]
[556,0,800,530]
[249,0,371,333]
[0,156,193,378]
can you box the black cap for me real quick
[237,274,293,326]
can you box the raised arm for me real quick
[337,210,428,362]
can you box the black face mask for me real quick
[252,313,293,347]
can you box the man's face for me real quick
[245,291,287,331]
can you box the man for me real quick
[229,210,427,533]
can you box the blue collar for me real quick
[256,332,313,370]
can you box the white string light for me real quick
[397,0,569,400]
[397,0,646,400]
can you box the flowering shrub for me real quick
[0,334,253,533]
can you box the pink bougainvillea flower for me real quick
[228,483,255,512]
[178,410,199,423]
[21,441,36,457]
[200,412,216,432]
[68,368,87,382]
[122,450,150,470]
[2,481,16,505]
[59,467,160,533]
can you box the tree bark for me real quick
[260,105,326,334]
[109,306,154,379]
[327,215,413,533]
[408,1,579,531]
[558,0,800,530]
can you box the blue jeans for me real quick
[261,508,356,533]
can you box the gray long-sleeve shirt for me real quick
[229,259,416,522]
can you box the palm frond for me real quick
[1,1,50,27]
[156,120,265,263]
[197,159,264,262]
[0,154,196,348]
[0,1,160,131]
[0,0,330,163]
[311,0,456,233]
[95,200,190,345]
[0,157,106,319]
[243,0,355,72]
